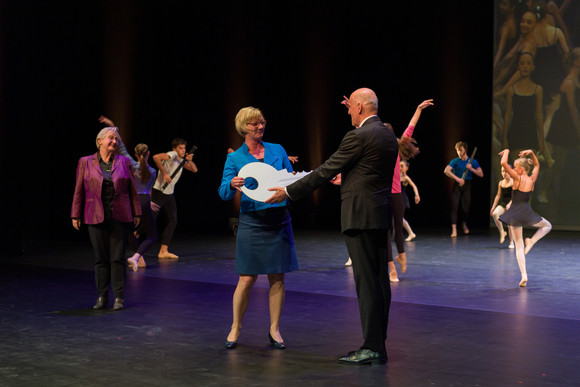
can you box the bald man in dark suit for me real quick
[266,88,398,365]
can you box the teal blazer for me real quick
[218,142,293,212]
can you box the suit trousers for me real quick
[88,219,130,299]
[343,228,391,354]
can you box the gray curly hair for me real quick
[96,127,118,149]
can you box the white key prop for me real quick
[237,162,312,202]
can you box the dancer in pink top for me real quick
[387,99,433,282]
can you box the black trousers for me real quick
[87,219,130,299]
[343,228,391,354]
[450,181,471,225]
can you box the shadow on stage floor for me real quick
[1,228,579,386]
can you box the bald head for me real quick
[348,88,379,127]
[351,88,378,111]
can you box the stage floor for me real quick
[1,228,579,386]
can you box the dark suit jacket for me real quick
[287,116,398,232]
[71,153,142,225]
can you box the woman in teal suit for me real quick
[218,106,298,350]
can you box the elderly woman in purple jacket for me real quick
[71,127,141,310]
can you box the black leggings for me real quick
[129,194,158,255]
[450,181,471,225]
[151,189,177,246]
[391,193,405,254]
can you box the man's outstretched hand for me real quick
[264,187,288,203]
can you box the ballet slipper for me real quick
[127,255,140,272]
[450,232,457,238]
[137,256,147,268]
[524,238,535,255]
[500,229,506,244]
[345,257,352,266]
[395,253,407,273]
[508,242,515,249]
[405,233,416,242]
[519,276,528,287]
[463,226,470,235]
[388,261,399,282]
[158,251,179,259]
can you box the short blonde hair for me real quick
[455,141,467,151]
[234,107,264,137]
[96,127,118,149]
[515,157,533,174]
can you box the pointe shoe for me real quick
[405,233,416,242]
[500,230,506,244]
[127,256,139,272]
[389,271,399,283]
[158,251,179,259]
[395,254,407,273]
[268,333,286,350]
[524,238,534,255]
[519,277,528,287]
[345,257,352,266]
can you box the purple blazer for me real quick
[71,153,142,225]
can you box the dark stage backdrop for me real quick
[0,1,494,253]
[492,0,580,230]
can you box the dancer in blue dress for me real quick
[499,149,552,287]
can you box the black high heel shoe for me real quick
[268,333,286,350]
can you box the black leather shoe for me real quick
[113,298,124,310]
[268,333,286,350]
[338,349,387,365]
[93,297,108,310]
[224,340,238,349]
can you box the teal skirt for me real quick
[235,207,299,275]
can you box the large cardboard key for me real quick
[237,162,312,202]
